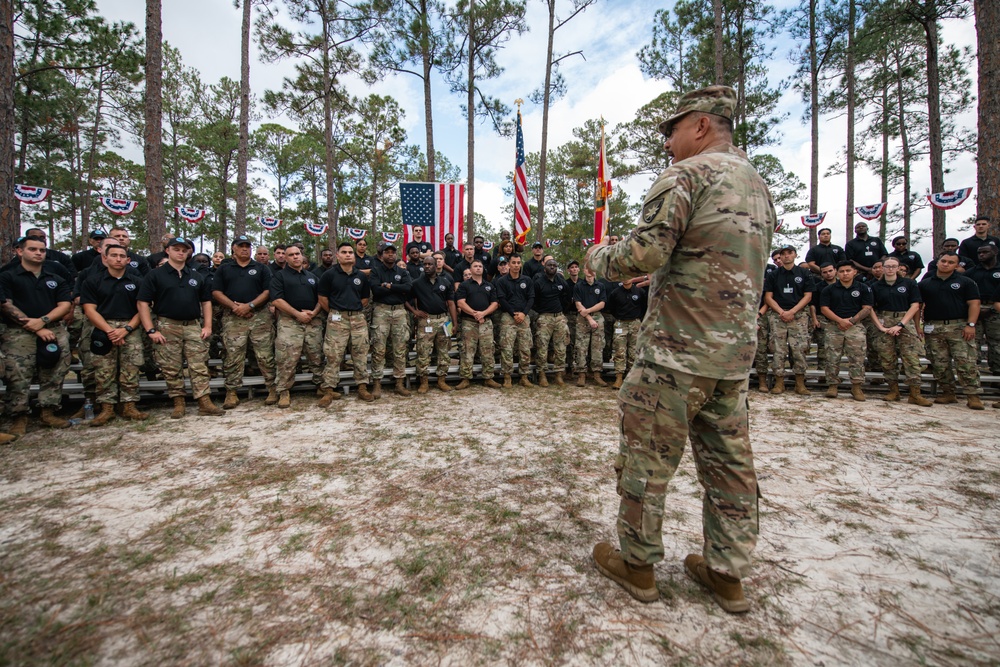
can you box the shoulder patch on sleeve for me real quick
[642,198,664,224]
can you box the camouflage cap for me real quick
[657,85,737,137]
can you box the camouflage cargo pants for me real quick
[564,311,578,364]
[1,325,71,413]
[79,318,96,391]
[322,310,369,389]
[459,318,495,380]
[498,313,532,376]
[767,310,809,377]
[535,312,567,371]
[612,319,641,373]
[874,311,925,386]
[414,313,452,379]
[221,309,276,390]
[976,310,1000,374]
[274,315,324,393]
[574,312,605,373]
[615,360,757,579]
[371,304,409,381]
[153,318,212,399]
[754,310,770,378]
[863,318,883,372]
[825,322,867,385]
[925,320,981,395]
[92,320,143,404]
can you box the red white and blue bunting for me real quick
[581,238,595,247]
[482,240,494,250]
[801,212,827,228]
[927,188,973,210]
[775,219,784,232]
[14,184,51,204]
[344,227,367,240]
[855,203,887,220]
[545,239,562,248]
[304,222,329,236]
[259,217,282,230]
[381,232,401,243]
[99,197,139,216]
[175,206,206,224]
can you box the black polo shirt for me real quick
[410,273,454,315]
[405,259,424,281]
[871,277,921,312]
[887,249,924,273]
[455,278,496,318]
[965,264,1000,305]
[268,260,286,274]
[453,258,475,278]
[355,254,375,273]
[926,255,974,275]
[72,247,101,272]
[958,235,1000,265]
[473,248,491,267]
[442,246,462,269]
[369,261,412,305]
[805,243,845,268]
[523,257,544,278]
[0,264,73,317]
[845,236,889,269]
[405,241,431,257]
[314,262,335,277]
[573,278,607,311]
[496,273,534,315]
[534,273,570,314]
[138,263,211,320]
[80,268,141,319]
[819,280,873,319]
[609,284,647,321]
[764,265,813,310]
[270,266,319,311]
[213,259,271,303]
[917,272,979,320]
[318,265,369,311]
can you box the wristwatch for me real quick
[40,315,50,325]
[124,325,134,333]
[967,322,976,327]
[249,302,256,310]
[146,327,157,334]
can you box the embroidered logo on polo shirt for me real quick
[438,284,446,291]
[594,287,601,294]
[520,282,527,289]
[632,294,639,300]
[188,279,198,287]
[484,285,492,291]
[950,283,961,290]
[794,276,803,283]
[130,261,138,267]
[851,290,860,297]
[897,286,907,293]
[45,280,57,289]
[307,278,316,285]
[354,278,362,286]
[125,283,136,291]
[248,269,258,276]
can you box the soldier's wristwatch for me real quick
[124,325,134,333]
[146,327,157,334]
[40,315,50,325]
[967,322,976,327]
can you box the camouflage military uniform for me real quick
[924,321,981,395]
[863,318,884,375]
[78,318,96,392]
[154,318,213,399]
[1,326,71,414]
[754,309,770,382]
[874,311,925,386]
[574,312,606,373]
[534,313,568,372]
[587,86,774,578]
[370,304,410,382]
[824,323,867,385]
[414,313,452,379]
[977,309,1000,374]
[322,310,369,389]
[499,313,532,376]
[221,309,276,391]
[274,314,324,393]
[612,319,641,373]
[767,310,809,378]
[459,318,495,380]
[92,321,143,404]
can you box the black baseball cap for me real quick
[567,259,580,268]
[532,242,543,248]
[231,235,253,247]
[90,229,109,239]
[166,236,190,247]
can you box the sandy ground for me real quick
[0,384,998,666]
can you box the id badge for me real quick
[330,313,342,322]
[783,286,794,293]
[615,328,623,335]
[923,324,934,334]
[424,326,434,334]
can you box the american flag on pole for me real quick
[594,122,612,243]
[513,109,531,245]
[400,182,465,250]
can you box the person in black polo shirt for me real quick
[958,215,1000,266]
[268,244,287,274]
[809,262,838,368]
[763,246,813,395]
[405,226,433,260]
[818,261,873,401]
[405,245,424,280]
[920,251,983,409]
[369,243,413,398]
[754,249,781,391]
[887,236,924,280]
[845,221,889,279]
[138,237,224,418]
[523,242,545,278]
[869,256,932,406]
[452,243,476,279]
[965,245,1000,374]
[314,248,335,276]
[926,238,973,275]
[317,242,374,404]
[270,244,323,408]
[80,243,149,425]
[212,235,276,409]
[455,259,501,389]
[572,265,608,387]
[472,235,491,267]
[608,276,647,389]
[0,236,74,433]
[496,253,535,388]
[72,229,108,273]
[407,255,458,393]
[533,258,571,386]
[440,233,462,277]
[805,228,846,275]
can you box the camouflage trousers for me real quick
[615,360,757,579]
[459,318,495,380]
[812,317,826,367]
[863,319,883,372]
[924,320,981,395]
[414,313,452,379]
[92,320,143,404]
[612,319,641,374]
[153,318,212,399]
[322,310,369,389]
[274,314,324,393]
[564,311,578,363]
[79,318,96,392]
[754,311,771,377]
[574,312,605,373]
[824,321,867,385]
[603,314,617,363]
[535,312,567,372]
[371,304,410,381]
[499,313,532,376]
[976,309,1000,374]
[874,311,925,386]
[221,309,276,391]
[1,325,71,414]
[768,310,809,377]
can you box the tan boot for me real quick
[89,403,116,427]
[121,402,149,420]
[576,372,586,387]
[317,387,341,408]
[437,377,453,392]
[357,383,375,402]
[0,432,16,445]
[592,542,658,603]
[592,372,608,387]
[170,396,186,419]
[554,372,565,386]
[502,374,512,389]
[884,382,900,402]
[967,394,985,410]
[39,408,69,429]
[612,373,623,389]
[223,390,240,410]
[454,379,471,390]
[850,383,866,402]
[757,377,769,393]
[538,373,549,387]
[519,374,535,388]
[934,388,958,404]
[794,374,809,396]
[394,379,411,397]
[825,385,839,399]
[907,385,933,407]
[372,382,382,399]
[684,554,748,614]
[10,415,28,436]
[264,386,279,406]
[277,391,291,409]
[197,396,224,416]
[484,377,502,389]
[417,376,430,394]
[770,378,785,394]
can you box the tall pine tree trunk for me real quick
[0,0,16,261]
[537,0,555,243]
[845,0,856,242]
[235,0,252,237]
[320,10,339,241]
[895,56,913,240]
[975,0,998,233]
[420,0,436,182]
[466,0,476,243]
[879,81,889,240]
[808,0,819,247]
[922,16,946,251]
[713,0,723,84]
[80,72,106,240]
[145,0,166,252]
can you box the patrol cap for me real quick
[532,241,543,249]
[90,328,113,356]
[90,229,109,239]
[231,235,253,247]
[379,241,397,253]
[497,256,508,265]
[567,259,580,268]
[166,236,190,247]
[778,245,796,253]
[36,337,62,369]
[657,85,737,137]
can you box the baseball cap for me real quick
[532,242,543,249]
[90,229,109,239]
[231,235,253,247]
[567,259,580,268]
[90,328,113,356]
[658,85,737,137]
[36,338,62,369]
[166,236,190,247]
[778,245,796,252]
[497,256,508,264]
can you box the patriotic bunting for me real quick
[581,238,595,247]
[927,188,973,210]
[175,206,206,224]
[344,227,367,240]
[801,212,827,228]
[482,240,494,250]
[304,221,329,236]
[594,122,612,243]
[855,203,887,220]
[259,217,281,230]
[775,219,784,232]
[382,231,401,243]
[14,184,51,204]
[99,197,139,216]
[513,109,531,245]
[545,239,562,248]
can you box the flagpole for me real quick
[514,97,522,240]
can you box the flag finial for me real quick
[515,98,524,110]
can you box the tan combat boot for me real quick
[170,396,186,419]
[121,402,149,420]
[264,386,279,406]
[794,374,809,396]
[770,377,785,394]
[89,403,116,427]
[592,372,608,387]
[317,387,340,408]
[357,383,375,402]
[554,372,565,386]
[967,394,985,410]
[10,415,28,436]
[612,373,623,389]
[484,377,502,389]
[437,377,453,392]
[757,377,769,393]
[454,379,471,390]
[538,373,549,387]
[394,379,411,397]
[576,372,586,387]
[884,382,900,402]
[371,382,382,399]
[197,396,224,416]
[519,374,535,388]
[40,408,69,429]
[934,387,958,404]
[223,390,240,410]
[684,554,749,614]
[417,376,430,394]
[907,386,933,407]
[0,432,16,445]
[850,383,866,402]
[825,385,839,399]
[277,391,291,409]
[502,374,512,389]
[593,542,658,603]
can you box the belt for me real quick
[925,319,966,325]
[617,318,640,323]
[331,309,363,315]
[375,303,406,310]
[877,310,909,317]
[158,317,200,326]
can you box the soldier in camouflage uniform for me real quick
[407,255,458,393]
[455,259,501,389]
[269,245,324,408]
[607,277,648,389]
[818,261,873,400]
[572,266,608,386]
[533,259,571,386]
[318,242,374,404]
[369,243,413,398]
[587,86,774,612]
[966,245,1000,374]
[754,251,780,391]
[763,246,813,395]
[495,254,535,387]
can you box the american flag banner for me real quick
[855,203,886,220]
[259,216,282,230]
[513,110,531,245]
[482,240,494,250]
[175,206,206,224]
[582,238,596,247]
[594,122,612,243]
[801,212,827,228]
[400,182,465,250]
[382,231,401,243]
[304,221,329,236]
[344,227,367,240]
[99,197,139,216]
[927,188,973,210]
[545,239,562,248]
[14,184,51,204]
